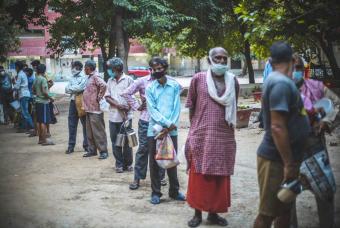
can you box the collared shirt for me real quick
[83,71,107,113]
[121,75,154,122]
[146,77,181,137]
[104,74,134,122]
[14,70,31,98]
[65,72,88,100]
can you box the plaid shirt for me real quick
[186,72,239,176]
[83,72,107,113]
[121,75,154,122]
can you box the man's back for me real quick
[34,76,49,104]
[258,71,310,162]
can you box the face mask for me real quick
[107,69,116,78]
[71,69,81,75]
[292,71,303,82]
[152,71,164,79]
[209,57,228,76]
[0,71,5,76]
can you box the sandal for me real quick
[188,216,202,227]
[207,214,228,226]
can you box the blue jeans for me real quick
[68,100,88,150]
[134,120,165,180]
[20,97,34,129]
[109,120,133,169]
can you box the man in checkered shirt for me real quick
[185,47,239,227]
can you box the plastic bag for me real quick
[99,99,110,112]
[155,135,179,169]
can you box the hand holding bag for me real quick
[155,135,179,169]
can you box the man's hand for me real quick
[283,163,300,182]
[168,124,177,131]
[137,101,146,111]
[117,104,129,112]
[49,97,54,103]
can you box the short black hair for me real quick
[270,41,293,64]
[149,57,169,69]
[85,60,96,71]
[72,61,83,70]
[36,64,46,74]
[31,60,41,67]
[15,61,25,70]
[24,68,34,76]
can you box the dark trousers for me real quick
[68,100,88,150]
[20,97,34,129]
[134,120,165,180]
[109,120,133,169]
[148,136,180,197]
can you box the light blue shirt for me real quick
[263,60,273,82]
[14,70,31,98]
[65,72,88,100]
[146,77,181,137]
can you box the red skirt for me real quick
[187,164,231,213]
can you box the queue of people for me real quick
[1,41,338,227]
[0,60,56,145]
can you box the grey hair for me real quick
[106,57,124,70]
[85,60,96,71]
[208,47,228,58]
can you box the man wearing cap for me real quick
[82,60,108,159]
[253,42,310,228]
[104,57,134,172]
[65,61,88,154]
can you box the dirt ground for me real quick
[0,98,339,228]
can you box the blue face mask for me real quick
[292,71,303,82]
[209,57,229,76]
[107,69,116,78]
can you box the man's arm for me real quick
[95,76,107,100]
[121,78,141,111]
[146,86,173,128]
[186,75,198,123]
[13,73,22,90]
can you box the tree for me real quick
[47,0,191,80]
[0,0,47,60]
[235,0,340,78]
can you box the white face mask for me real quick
[209,56,229,76]
[71,69,81,76]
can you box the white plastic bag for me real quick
[155,135,180,169]
[99,99,110,112]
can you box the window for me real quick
[19,29,45,38]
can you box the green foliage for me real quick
[0,0,47,60]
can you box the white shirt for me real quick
[104,74,134,122]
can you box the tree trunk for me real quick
[98,33,109,81]
[123,31,130,74]
[114,9,128,73]
[244,40,255,83]
[318,34,340,78]
[240,61,248,76]
[108,14,116,59]
[196,58,201,73]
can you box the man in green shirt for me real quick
[32,64,54,146]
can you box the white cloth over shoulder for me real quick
[206,67,237,127]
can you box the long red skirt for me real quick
[187,164,231,213]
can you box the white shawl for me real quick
[206,67,237,127]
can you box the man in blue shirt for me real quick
[14,61,34,133]
[146,57,185,204]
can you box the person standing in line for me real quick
[65,61,88,154]
[32,64,55,146]
[146,57,185,204]
[27,60,40,137]
[122,59,168,190]
[82,60,108,159]
[253,42,310,228]
[104,57,134,170]
[0,66,13,124]
[185,47,239,227]
[13,61,34,134]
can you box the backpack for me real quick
[1,76,12,92]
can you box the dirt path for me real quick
[0,102,339,228]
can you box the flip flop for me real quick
[188,216,202,227]
[207,214,228,226]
